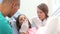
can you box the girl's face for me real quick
[19,15,27,25]
[37,8,46,20]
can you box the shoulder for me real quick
[31,17,42,22]
[30,17,41,24]
[31,17,38,21]
[0,18,13,34]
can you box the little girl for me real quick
[16,14,31,34]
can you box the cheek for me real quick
[12,7,17,12]
[38,13,45,19]
[12,10,16,14]
[42,13,46,18]
[13,6,19,12]
[12,5,19,13]
[19,21,23,25]
[10,9,17,16]
[37,12,41,16]
[12,8,18,14]
[5,7,11,15]
[10,11,14,16]
[38,13,42,17]
[13,8,17,11]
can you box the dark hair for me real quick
[37,3,48,18]
[16,14,31,31]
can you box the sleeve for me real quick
[0,21,13,34]
[31,19,36,27]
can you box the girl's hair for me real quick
[16,14,31,31]
[37,3,48,18]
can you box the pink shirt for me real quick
[26,27,37,34]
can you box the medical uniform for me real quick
[0,12,12,34]
[31,17,47,28]
[36,16,60,34]
[5,16,19,34]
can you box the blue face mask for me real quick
[0,0,2,4]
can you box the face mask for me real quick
[20,19,29,33]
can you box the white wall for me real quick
[19,0,48,20]
[18,0,60,20]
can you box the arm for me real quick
[31,19,36,27]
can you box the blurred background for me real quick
[19,0,60,20]
[0,0,60,20]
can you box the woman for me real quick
[31,3,48,28]
[26,3,49,34]
[36,4,60,34]
[16,14,31,34]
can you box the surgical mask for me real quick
[19,20,29,33]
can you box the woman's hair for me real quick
[16,14,31,31]
[37,3,48,18]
